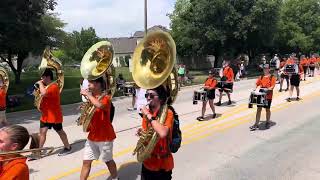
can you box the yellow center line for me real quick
[47,77,320,180]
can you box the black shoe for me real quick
[212,113,217,119]
[296,97,300,101]
[58,147,72,156]
[279,89,282,92]
[285,88,289,91]
[227,101,232,105]
[197,116,204,121]
[216,101,221,106]
[250,124,259,131]
[265,122,271,129]
[286,98,291,102]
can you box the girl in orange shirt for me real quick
[138,85,174,180]
[197,70,217,121]
[80,77,118,180]
[0,125,30,180]
[250,64,276,131]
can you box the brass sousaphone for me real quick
[132,30,178,162]
[33,48,64,111]
[0,66,9,92]
[79,41,116,132]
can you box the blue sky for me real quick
[54,0,176,38]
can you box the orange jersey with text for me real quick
[0,88,6,109]
[142,109,174,171]
[40,83,63,123]
[223,66,234,82]
[88,95,116,142]
[256,75,276,100]
[204,77,217,89]
[0,157,29,180]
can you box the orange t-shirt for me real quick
[256,75,276,100]
[300,58,309,66]
[204,77,217,89]
[0,157,29,180]
[0,88,6,109]
[40,83,63,123]
[142,109,174,171]
[88,95,116,142]
[280,61,286,68]
[285,58,295,65]
[309,57,317,65]
[223,66,234,82]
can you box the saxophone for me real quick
[33,48,64,111]
[132,30,178,162]
[0,66,9,93]
[78,41,116,132]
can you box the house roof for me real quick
[109,37,139,54]
[109,25,170,55]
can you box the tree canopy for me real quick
[0,0,65,83]
[170,0,320,62]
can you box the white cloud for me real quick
[54,0,175,38]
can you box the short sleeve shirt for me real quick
[40,83,63,123]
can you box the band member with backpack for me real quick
[250,64,276,131]
[80,77,118,180]
[197,70,217,121]
[137,85,175,180]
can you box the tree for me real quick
[60,27,102,63]
[276,0,320,53]
[0,0,65,84]
[169,0,281,63]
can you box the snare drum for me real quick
[123,85,135,96]
[284,64,297,75]
[193,90,207,104]
[248,91,267,108]
[217,81,226,89]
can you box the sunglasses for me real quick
[145,93,158,99]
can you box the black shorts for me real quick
[218,83,233,92]
[290,74,300,86]
[257,99,272,109]
[206,89,215,100]
[303,66,308,74]
[40,121,63,131]
[280,74,289,79]
[310,66,315,71]
[141,165,172,180]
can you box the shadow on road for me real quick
[258,121,277,130]
[114,161,141,180]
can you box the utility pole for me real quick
[144,0,147,36]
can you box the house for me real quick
[109,25,169,67]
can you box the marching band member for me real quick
[309,55,317,77]
[250,64,276,131]
[279,58,289,92]
[197,70,217,121]
[37,69,72,156]
[0,125,30,180]
[138,85,174,180]
[216,61,234,106]
[0,80,8,128]
[80,77,118,180]
[300,55,309,81]
[287,59,303,102]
